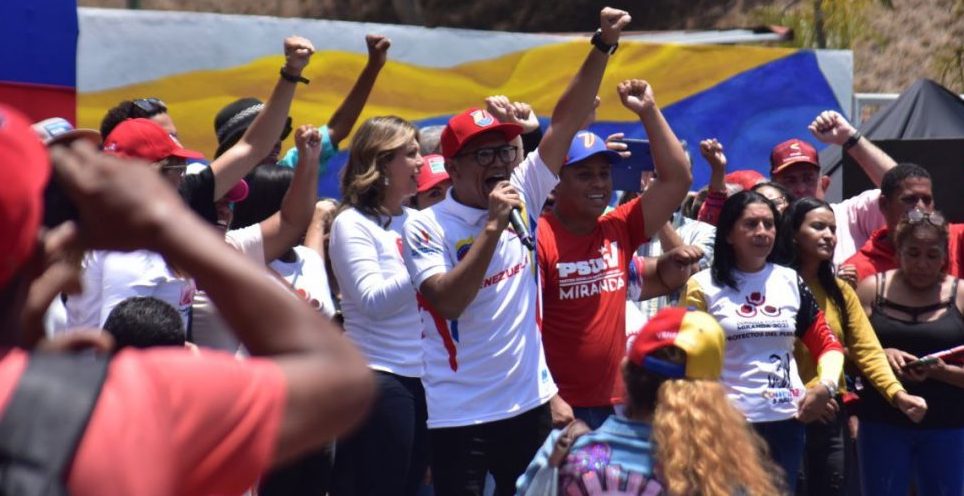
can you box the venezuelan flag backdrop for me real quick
[76,8,852,198]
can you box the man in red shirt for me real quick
[538,79,699,428]
[845,162,964,283]
[0,104,373,496]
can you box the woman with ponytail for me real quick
[773,197,927,495]
[516,308,782,495]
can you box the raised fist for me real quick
[699,139,727,171]
[617,79,655,115]
[809,110,857,147]
[365,34,391,69]
[283,36,315,74]
[599,7,632,45]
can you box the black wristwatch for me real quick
[842,131,862,152]
[590,29,618,55]
[279,67,310,85]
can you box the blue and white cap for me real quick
[564,130,622,167]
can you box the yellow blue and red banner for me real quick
[2,6,853,197]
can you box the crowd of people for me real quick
[0,5,962,496]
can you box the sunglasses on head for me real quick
[906,208,945,227]
[132,97,167,115]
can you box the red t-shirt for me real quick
[0,347,286,496]
[846,224,964,283]
[537,197,647,407]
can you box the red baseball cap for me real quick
[103,118,204,163]
[724,169,766,191]
[627,307,725,380]
[417,154,451,193]
[440,108,523,159]
[0,105,50,286]
[770,139,819,176]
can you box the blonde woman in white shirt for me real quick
[328,116,426,496]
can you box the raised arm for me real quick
[622,80,693,238]
[327,35,390,146]
[258,125,322,262]
[53,141,373,468]
[210,36,315,199]
[538,7,631,173]
[697,138,727,225]
[809,110,896,187]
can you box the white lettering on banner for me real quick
[557,242,624,300]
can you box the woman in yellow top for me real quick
[773,197,927,496]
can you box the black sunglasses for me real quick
[132,97,167,115]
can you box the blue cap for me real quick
[564,130,623,167]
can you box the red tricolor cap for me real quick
[103,118,204,163]
[770,139,819,176]
[724,169,766,191]
[0,105,50,286]
[628,307,725,380]
[440,108,523,159]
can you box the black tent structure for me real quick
[821,79,964,219]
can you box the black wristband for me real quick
[590,28,618,55]
[842,131,862,152]
[279,67,310,85]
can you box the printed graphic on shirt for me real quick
[417,293,459,372]
[556,241,623,300]
[730,292,793,338]
[410,227,441,257]
[455,236,473,261]
[560,442,663,495]
[763,352,798,405]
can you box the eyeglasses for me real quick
[764,195,788,208]
[456,145,518,167]
[132,97,167,115]
[906,208,945,226]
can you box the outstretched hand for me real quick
[617,79,655,115]
[485,96,540,133]
[365,34,391,69]
[283,36,316,74]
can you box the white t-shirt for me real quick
[831,188,885,265]
[190,224,266,352]
[686,264,807,423]
[65,250,195,330]
[402,150,559,428]
[329,206,424,378]
[270,245,336,320]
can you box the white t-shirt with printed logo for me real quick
[685,264,807,423]
[270,246,336,320]
[329,207,424,378]
[65,250,195,331]
[403,150,559,428]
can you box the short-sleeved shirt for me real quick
[830,188,886,265]
[537,196,648,407]
[402,150,559,428]
[0,347,286,496]
[65,250,196,331]
[684,265,812,422]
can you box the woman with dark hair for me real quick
[517,308,782,495]
[327,115,427,495]
[774,197,927,495]
[854,209,964,495]
[682,190,845,491]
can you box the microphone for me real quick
[509,208,535,251]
